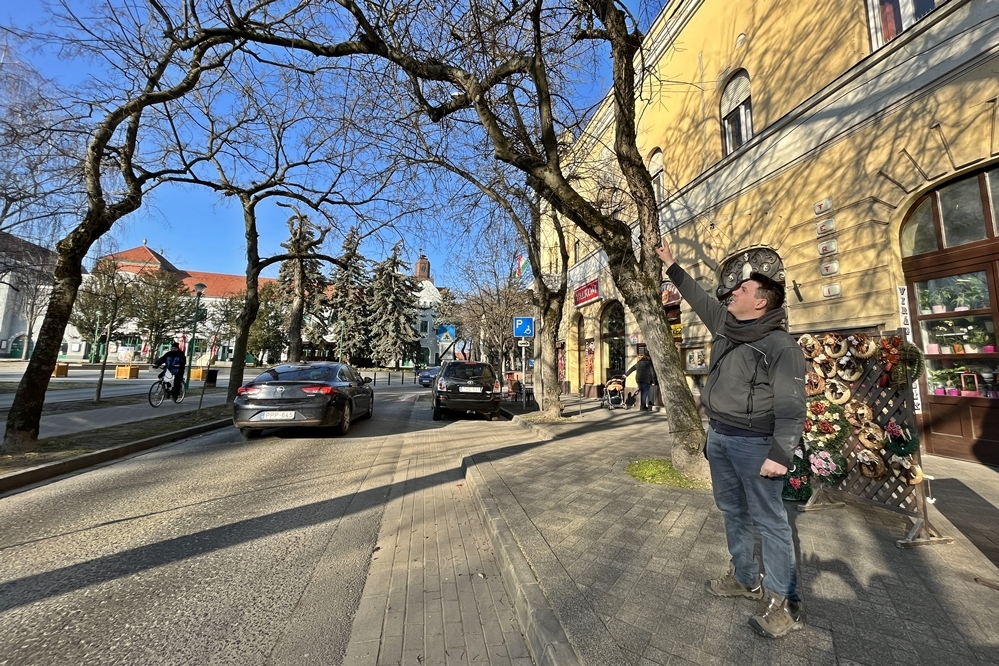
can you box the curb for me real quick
[0,418,233,494]
[499,408,556,441]
[461,453,581,666]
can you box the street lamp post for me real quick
[90,310,103,364]
[185,283,207,390]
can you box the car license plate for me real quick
[458,386,481,393]
[262,410,296,420]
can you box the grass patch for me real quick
[0,404,231,474]
[519,411,575,423]
[626,458,711,491]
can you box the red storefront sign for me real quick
[574,279,601,307]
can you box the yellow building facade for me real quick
[554,0,999,464]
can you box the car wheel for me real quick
[240,428,261,440]
[432,402,442,421]
[336,401,352,435]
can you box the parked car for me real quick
[417,366,440,387]
[432,361,501,420]
[233,362,373,439]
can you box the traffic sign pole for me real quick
[522,343,527,410]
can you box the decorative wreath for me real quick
[883,420,920,456]
[887,453,924,485]
[879,335,926,388]
[805,371,826,397]
[849,333,879,359]
[907,463,925,485]
[843,399,874,429]
[782,447,814,501]
[857,423,884,450]
[803,399,850,449]
[809,447,849,485]
[837,356,864,382]
[856,447,887,479]
[823,333,849,359]
[824,378,852,405]
[812,354,838,379]
[798,334,823,360]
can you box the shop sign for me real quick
[671,323,683,342]
[662,280,682,309]
[574,279,601,307]
[897,286,922,414]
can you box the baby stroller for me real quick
[600,375,627,409]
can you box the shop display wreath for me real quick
[803,398,850,450]
[808,446,849,485]
[879,335,926,388]
[782,446,813,501]
[883,419,920,456]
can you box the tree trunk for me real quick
[3,252,85,451]
[19,324,32,360]
[537,290,564,418]
[287,258,304,362]
[227,196,264,405]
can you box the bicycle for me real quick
[149,369,186,407]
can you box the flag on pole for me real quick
[516,254,530,277]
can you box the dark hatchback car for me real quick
[233,362,373,439]
[432,361,501,420]
[417,366,440,388]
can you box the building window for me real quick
[420,320,429,334]
[900,167,998,258]
[649,150,665,205]
[870,0,944,47]
[720,71,752,156]
[574,238,581,264]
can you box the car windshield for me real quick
[443,363,494,380]
[421,367,439,375]
[253,365,338,383]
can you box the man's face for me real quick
[727,280,766,320]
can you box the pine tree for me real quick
[367,242,420,368]
[325,228,372,363]
[276,214,330,362]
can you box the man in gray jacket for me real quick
[656,240,807,638]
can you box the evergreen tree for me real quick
[324,228,372,363]
[70,258,132,356]
[367,242,420,368]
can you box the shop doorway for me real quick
[601,301,626,383]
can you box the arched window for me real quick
[721,71,753,156]
[649,150,665,205]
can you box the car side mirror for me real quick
[363,376,372,383]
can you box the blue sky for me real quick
[3,2,659,283]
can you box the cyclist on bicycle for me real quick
[153,342,186,401]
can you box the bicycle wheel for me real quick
[148,381,165,407]
[173,380,186,403]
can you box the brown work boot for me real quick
[749,591,804,638]
[705,565,764,600]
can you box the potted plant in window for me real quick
[928,368,949,395]
[930,288,948,314]
[917,288,934,316]
[968,328,996,354]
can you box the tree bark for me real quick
[227,195,264,405]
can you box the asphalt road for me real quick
[0,383,437,666]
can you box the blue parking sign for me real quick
[513,316,534,338]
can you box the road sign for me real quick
[517,340,531,347]
[513,316,534,337]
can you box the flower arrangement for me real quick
[883,419,920,456]
[808,447,848,485]
[782,447,813,501]
[802,398,849,450]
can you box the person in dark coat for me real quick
[154,342,187,401]
[625,354,656,410]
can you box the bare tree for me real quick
[210,0,710,478]
[2,1,247,452]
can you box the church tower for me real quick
[414,253,432,284]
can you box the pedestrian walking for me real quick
[656,240,807,638]
[625,353,656,411]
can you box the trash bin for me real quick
[205,368,219,387]
[52,362,69,378]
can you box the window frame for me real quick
[867,0,947,49]
[720,71,753,157]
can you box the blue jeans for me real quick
[638,382,652,408]
[706,426,799,600]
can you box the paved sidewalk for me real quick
[473,396,999,665]
[0,390,229,439]
[344,422,533,666]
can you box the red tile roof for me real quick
[101,245,274,298]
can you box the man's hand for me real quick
[655,241,674,267]
[759,459,788,479]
